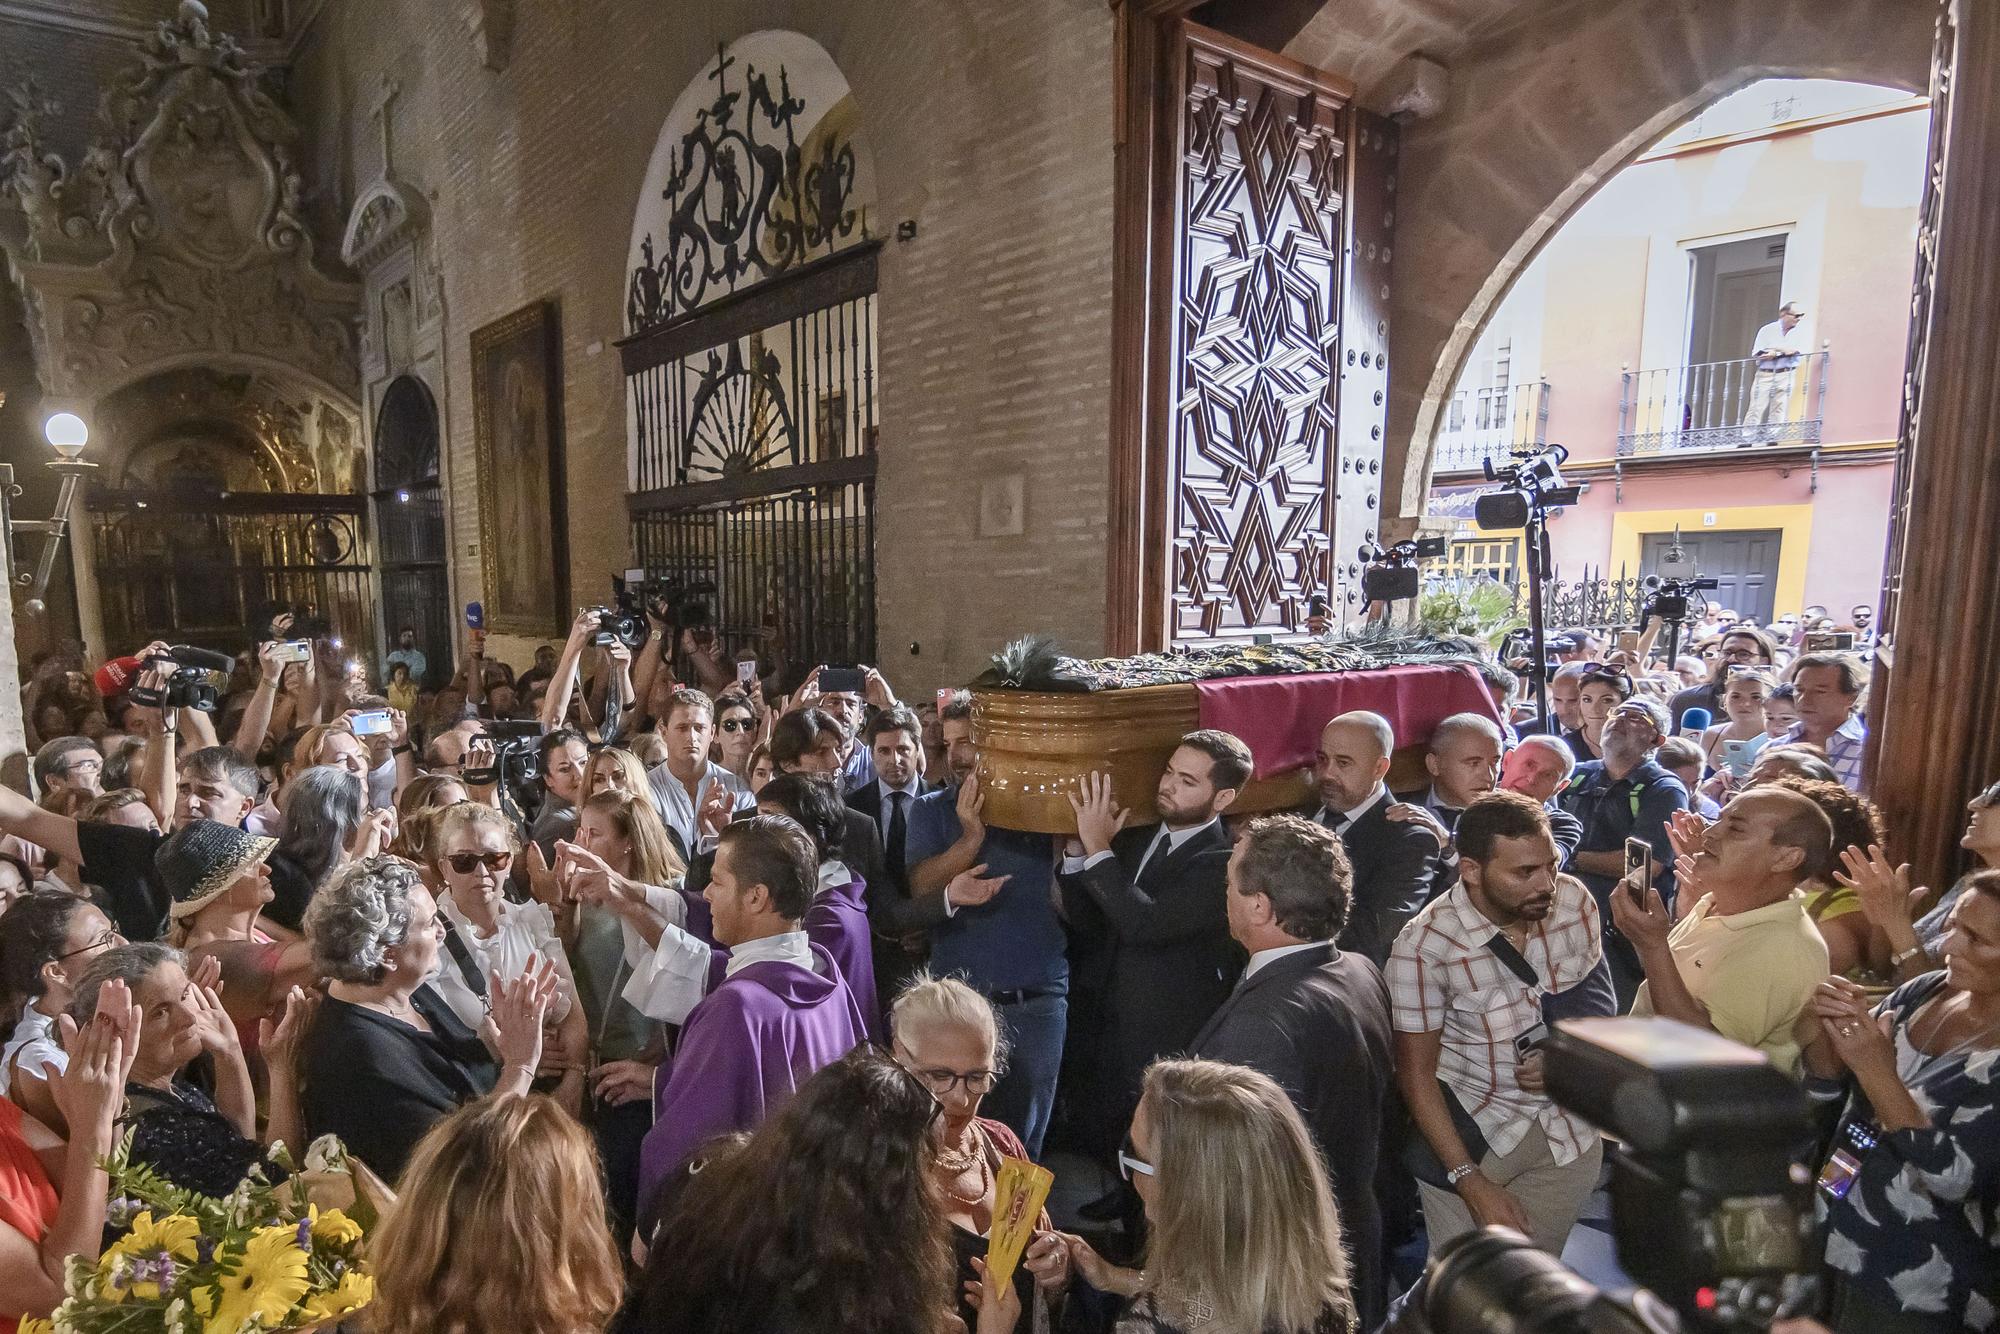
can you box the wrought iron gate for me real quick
[620,47,877,689]
[88,489,376,665]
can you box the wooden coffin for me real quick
[970,684,1431,836]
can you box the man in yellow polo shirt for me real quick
[1611,787,1833,1074]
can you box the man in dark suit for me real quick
[1058,729,1250,1209]
[1191,812,1394,1329]
[1310,710,1447,964]
[847,705,939,1005]
[1418,712,1504,834]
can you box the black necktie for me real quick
[1322,808,1350,834]
[886,790,909,887]
[1133,828,1170,883]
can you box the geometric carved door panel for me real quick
[1169,29,1352,641]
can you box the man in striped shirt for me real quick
[1387,791,1605,1257]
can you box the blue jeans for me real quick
[983,992,1067,1159]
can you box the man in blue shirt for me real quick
[904,693,1067,1157]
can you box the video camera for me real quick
[127,644,235,713]
[1360,537,1448,603]
[1642,576,1721,625]
[1385,1017,1818,1334]
[463,718,546,824]
[1475,445,1582,530]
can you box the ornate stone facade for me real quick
[0,0,359,403]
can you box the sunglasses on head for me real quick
[446,850,513,875]
[1117,1133,1155,1181]
[1576,664,1634,692]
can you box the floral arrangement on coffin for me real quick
[19,1132,383,1334]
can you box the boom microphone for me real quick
[164,644,239,674]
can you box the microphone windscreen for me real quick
[1678,708,1713,736]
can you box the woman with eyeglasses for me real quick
[891,974,1070,1330]
[1567,667,1633,762]
[710,690,767,782]
[429,803,586,1116]
[300,855,559,1183]
[1060,1060,1358,1334]
[0,890,120,1119]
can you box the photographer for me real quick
[541,608,637,741]
[1800,869,2000,1333]
[1388,792,1606,1257]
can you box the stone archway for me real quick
[1282,0,1938,517]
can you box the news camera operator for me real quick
[1797,869,2000,1333]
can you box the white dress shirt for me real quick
[1242,939,1323,982]
[645,759,749,853]
[0,1005,64,1095]
[1750,318,1809,369]
[430,894,577,1031]
[1060,816,1220,878]
[1313,784,1389,832]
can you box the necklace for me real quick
[936,1122,983,1173]
[939,1124,991,1207]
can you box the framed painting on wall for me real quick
[470,299,569,635]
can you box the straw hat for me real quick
[158,819,277,919]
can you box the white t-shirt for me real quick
[0,1005,64,1095]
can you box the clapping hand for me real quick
[524,841,563,909]
[696,782,736,842]
[52,979,141,1143]
[189,978,242,1057]
[1066,771,1128,857]
[1666,809,1711,861]
[489,955,560,1079]
[955,770,985,844]
[1836,845,1924,934]
[1812,976,1893,1074]
[257,986,320,1084]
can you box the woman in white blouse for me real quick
[429,803,587,1115]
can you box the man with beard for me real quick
[1309,711,1448,964]
[1058,730,1250,1211]
[1389,791,1606,1258]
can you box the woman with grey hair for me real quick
[265,765,389,934]
[298,855,557,1182]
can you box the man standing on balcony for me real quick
[1742,300,1809,443]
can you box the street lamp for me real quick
[4,404,99,615]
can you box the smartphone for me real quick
[935,687,955,716]
[735,659,758,687]
[1804,631,1855,652]
[1720,738,1754,778]
[1624,836,1654,903]
[351,709,394,737]
[1514,1018,1551,1057]
[819,665,866,695]
[1616,629,1642,656]
[274,639,312,664]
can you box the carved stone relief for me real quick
[0,1,360,403]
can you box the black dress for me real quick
[300,984,497,1184]
[122,1079,273,1198]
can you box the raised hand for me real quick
[1836,845,1924,934]
[1065,770,1128,857]
[188,952,223,993]
[524,841,562,908]
[955,769,986,843]
[490,955,560,1079]
[697,782,736,842]
[189,981,242,1057]
[1666,809,1711,861]
[946,864,1008,910]
[52,979,141,1142]
[257,986,320,1083]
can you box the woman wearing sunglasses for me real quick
[429,803,586,1116]
[710,690,767,783]
[890,974,1070,1331]
[1061,1059,1359,1334]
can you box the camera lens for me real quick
[1420,1230,1661,1334]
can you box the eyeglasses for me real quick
[718,718,756,734]
[446,850,513,875]
[1117,1134,1155,1181]
[60,757,104,776]
[894,1042,998,1097]
[57,927,123,959]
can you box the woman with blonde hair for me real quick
[369,1093,623,1334]
[1064,1059,1357,1334]
[582,745,652,801]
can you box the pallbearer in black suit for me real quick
[846,706,938,1004]
[1311,711,1448,964]
[1191,814,1394,1330]
[1056,729,1250,1203]
[1420,712,1505,833]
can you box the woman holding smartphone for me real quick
[1700,667,1773,778]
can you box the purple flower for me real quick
[195,1235,216,1266]
[296,1217,313,1250]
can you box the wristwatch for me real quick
[1446,1163,1478,1187]
[391,743,414,757]
[1890,943,1926,969]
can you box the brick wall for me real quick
[288,0,1116,693]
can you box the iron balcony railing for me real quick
[1617,350,1828,456]
[1432,379,1551,474]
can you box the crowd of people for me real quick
[0,590,1992,1334]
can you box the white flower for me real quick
[302,1134,349,1175]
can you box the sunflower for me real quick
[16,1319,53,1334]
[192,1224,311,1333]
[307,1204,364,1248]
[100,1210,201,1300]
[301,1267,376,1323]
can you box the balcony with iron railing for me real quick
[1617,350,1828,456]
[1431,379,1551,475]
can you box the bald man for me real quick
[1611,787,1832,1074]
[1308,711,1449,964]
[1422,713,1505,834]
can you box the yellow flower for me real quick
[193,1224,311,1333]
[100,1210,201,1300]
[301,1268,375,1323]
[307,1205,364,1248]
[16,1318,54,1334]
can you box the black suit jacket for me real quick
[1056,822,1240,1107]
[1190,941,1394,1329]
[684,808,889,909]
[846,778,937,890]
[1329,796,1448,965]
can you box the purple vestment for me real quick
[804,873,879,1039]
[637,941,867,1215]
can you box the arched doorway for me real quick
[372,375,449,687]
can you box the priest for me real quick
[632,815,869,1218]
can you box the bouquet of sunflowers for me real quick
[21,1132,381,1334]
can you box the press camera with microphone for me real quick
[127,644,236,713]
